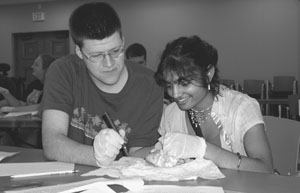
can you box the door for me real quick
[13,30,69,86]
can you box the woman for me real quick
[0,54,55,147]
[0,54,55,112]
[153,35,273,173]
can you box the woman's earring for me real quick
[208,84,211,91]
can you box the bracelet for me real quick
[236,152,242,169]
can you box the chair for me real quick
[288,94,300,120]
[264,116,300,176]
[272,76,296,99]
[220,79,235,88]
[243,79,264,99]
[0,63,10,76]
[220,79,242,91]
[268,76,296,118]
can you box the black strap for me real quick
[187,110,203,137]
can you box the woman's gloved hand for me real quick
[150,139,163,153]
[162,132,207,159]
[93,128,125,167]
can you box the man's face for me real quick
[77,31,126,90]
[128,56,146,66]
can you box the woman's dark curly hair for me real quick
[155,35,221,98]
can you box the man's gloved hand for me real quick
[93,129,125,167]
[162,132,207,159]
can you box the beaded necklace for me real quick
[188,105,213,127]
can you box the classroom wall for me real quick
[0,0,299,86]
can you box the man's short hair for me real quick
[69,2,122,48]
[125,43,147,60]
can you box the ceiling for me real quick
[0,0,65,5]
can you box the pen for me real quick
[102,112,129,156]
[11,170,79,178]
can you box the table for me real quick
[0,115,41,129]
[1,146,300,193]
[0,116,42,147]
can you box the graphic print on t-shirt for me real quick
[70,107,131,140]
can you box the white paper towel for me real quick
[82,157,225,181]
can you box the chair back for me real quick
[288,94,300,120]
[243,79,264,99]
[272,76,296,98]
[264,116,300,175]
[220,79,235,88]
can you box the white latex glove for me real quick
[150,139,163,153]
[162,132,207,159]
[93,128,125,167]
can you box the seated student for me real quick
[0,54,55,113]
[0,54,55,147]
[153,35,274,173]
[40,2,164,167]
[125,43,147,66]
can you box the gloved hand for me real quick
[93,128,125,167]
[162,132,207,159]
[150,139,163,153]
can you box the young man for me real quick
[41,2,164,167]
[125,43,147,66]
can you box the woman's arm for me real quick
[0,87,25,107]
[1,104,40,113]
[205,123,273,173]
[0,99,9,107]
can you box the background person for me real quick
[0,54,55,147]
[125,43,147,66]
[41,2,164,167]
[153,35,273,173]
[0,54,55,113]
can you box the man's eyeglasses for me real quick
[81,43,125,63]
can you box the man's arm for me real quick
[42,109,98,166]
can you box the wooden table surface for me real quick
[0,115,41,130]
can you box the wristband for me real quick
[236,152,242,169]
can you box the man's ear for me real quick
[207,65,215,82]
[75,45,83,59]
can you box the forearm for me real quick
[0,100,8,107]
[43,133,98,167]
[11,104,39,112]
[204,142,273,173]
[2,92,23,107]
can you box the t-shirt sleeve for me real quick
[40,58,74,115]
[235,98,264,140]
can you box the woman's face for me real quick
[164,71,210,111]
[31,56,45,81]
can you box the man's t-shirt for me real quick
[41,54,164,150]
